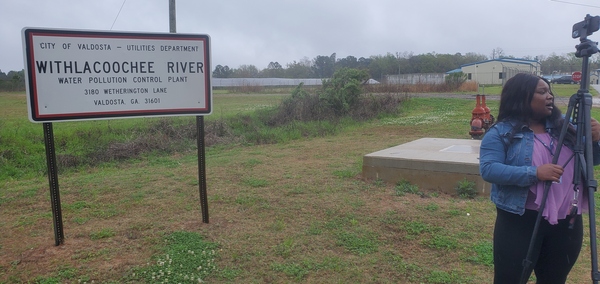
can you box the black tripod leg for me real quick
[520,97,577,283]
[586,149,599,284]
[520,94,579,284]
[581,93,600,283]
[520,183,550,283]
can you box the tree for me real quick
[564,52,583,73]
[491,47,505,59]
[312,53,336,78]
[410,53,439,73]
[285,60,313,78]
[261,61,284,78]
[357,57,372,69]
[231,65,259,78]
[320,68,370,115]
[369,53,398,80]
[6,70,25,91]
[213,65,232,78]
[434,53,464,73]
[336,55,359,70]
[201,50,600,81]
[268,61,282,69]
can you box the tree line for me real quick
[213,50,600,81]
[1,50,598,92]
[0,69,25,91]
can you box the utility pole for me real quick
[169,0,176,33]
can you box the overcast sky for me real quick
[3,0,600,73]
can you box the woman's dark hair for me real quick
[497,73,574,143]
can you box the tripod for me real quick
[520,15,600,284]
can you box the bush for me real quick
[320,68,370,115]
[271,87,330,126]
[349,94,403,121]
[269,72,405,126]
[445,72,467,89]
[455,178,477,199]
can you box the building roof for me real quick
[459,58,540,68]
[446,68,462,74]
[212,77,380,87]
[212,78,323,87]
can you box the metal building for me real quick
[458,58,541,85]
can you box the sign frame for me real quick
[22,28,212,122]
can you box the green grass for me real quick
[90,228,116,240]
[467,241,494,267]
[394,179,422,196]
[0,92,287,180]
[127,231,219,283]
[1,86,589,181]
[2,86,600,283]
[335,230,379,255]
[475,83,596,98]
[210,93,285,120]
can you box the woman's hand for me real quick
[536,163,564,183]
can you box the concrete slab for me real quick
[362,138,490,196]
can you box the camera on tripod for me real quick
[572,15,600,60]
[573,14,600,39]
[520,14,600,284]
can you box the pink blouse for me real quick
[524,132,587,225]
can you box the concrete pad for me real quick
[362,138,490,196]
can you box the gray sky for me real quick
[3,0,600,73]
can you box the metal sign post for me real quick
[43,122,64,245]
[169,0,209,223]
[22,2,212,244]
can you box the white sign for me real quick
[22,28,211,122]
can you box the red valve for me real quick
[469,94,494,139]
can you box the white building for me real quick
[455,58,541,85]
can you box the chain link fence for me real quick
[383,73,445,85]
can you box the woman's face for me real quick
[530,79,554,121]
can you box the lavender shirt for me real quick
[525,133,587,225]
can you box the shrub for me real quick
[291,82,310,99]
[455,178,477,199]
[349,94,403,121]
[319,68,370,115]
[445,72,467,90]
[269,74,405,126]
[271,88,330,126]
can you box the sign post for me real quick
[22,27,212,245]
[167,0,209,223]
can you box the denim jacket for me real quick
[479,119,600,215]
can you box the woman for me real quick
[479,73,600,283]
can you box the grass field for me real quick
[2,86,600,283]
